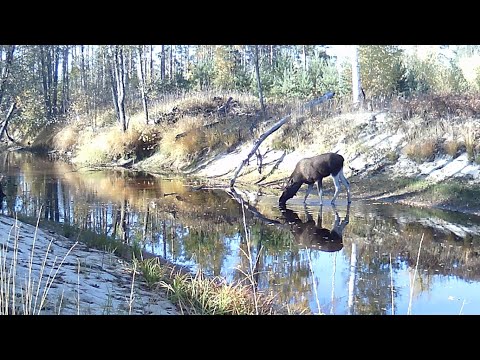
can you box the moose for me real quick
[279,204,350,252]
[279,152,351,206]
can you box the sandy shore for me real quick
[0,215,179,315]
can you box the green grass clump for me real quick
[158,271,286,315]
[135,258,164,287]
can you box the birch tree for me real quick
[0,45,15,109]
[253,45,266,117]
[351,45,362,106]
[108,45,127,132]
[137,45,149,124]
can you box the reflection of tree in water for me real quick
[349,251,394,315]
[343,205,480,314]
[250,205,351,313]
[229,220,314,311]
[183,227,230,277]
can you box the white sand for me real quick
[0,215,178,315]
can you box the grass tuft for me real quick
[403,139,437,163]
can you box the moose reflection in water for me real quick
[279,204,350,252]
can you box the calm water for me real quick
[2,150,480,315]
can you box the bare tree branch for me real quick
[229,91,335,188]
[0,102,16,141]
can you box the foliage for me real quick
[189,59,215,91]
[402,47,469,95]
[6,44,480,151]
[136,258,164,286]
[359,45,405,97]
[213,46,240,90]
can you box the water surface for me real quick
[2,151,480,314]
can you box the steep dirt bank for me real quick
[133,109,480,217]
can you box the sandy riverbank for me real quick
[0,214,179,315]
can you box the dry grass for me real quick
[71,119,161,166]
[158,116,205,161]
[403,139,437,163]
[159,270,281,315]
[268,111,363,155]
[1,216,77,315]
[47,90,284,169]
[462,120,477,161]
[443,139,462,157]
[52,125,79,153]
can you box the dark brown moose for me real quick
[279,153,351,206]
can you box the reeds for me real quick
[154,200,293,314]
[407,233,424,315]
[0,215,77,315]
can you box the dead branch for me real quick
[217,96,233,115]
[254,151,286,185]
[229,91,335,188]
[229,114,291,188]
[226,187,282,226]
[0,102,16,142]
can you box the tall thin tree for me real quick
[352,45,362,106]
[137,45,149,124]
[253,45,266,117]
[160,45,165,81]
[0,45,15,109]
[109,45,127,132]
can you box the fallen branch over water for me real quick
[229,91,335,188]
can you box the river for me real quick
[2,150,480,315]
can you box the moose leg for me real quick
[331,174,342,205]
[338,168,351,203]
[316,179,323,205]
[304,183,314,204]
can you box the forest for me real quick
[1,45,480,148]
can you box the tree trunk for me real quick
[80,45,89,114]
[39,46,52,121]
[52,46,60,118]
[169,45,173,80]
[46,47,53,118]
[160,45,166,81]
[253,45,266,118]
[61,45,70,114]
[0,102,16,141]
[302,45,307,71]
[0,45,15,108]
[107,55,119,122]
[149,45,154,81]
[112,46,127,132]
[352,45,362,106]
[137,46,149,124]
